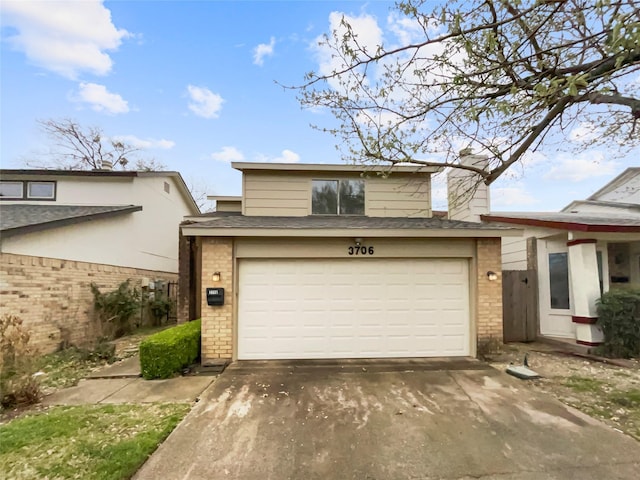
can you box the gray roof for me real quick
[482,212,640,232]
[0,204,142,238]
[183,215,515,236]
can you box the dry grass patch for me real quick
[489,343,640,440]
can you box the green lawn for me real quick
[0,403,191,480]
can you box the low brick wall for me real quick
[0,253,177,354]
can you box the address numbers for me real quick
[348,245,374,255]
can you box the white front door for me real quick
[237,258,470,359]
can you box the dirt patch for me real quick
[487,342,640,440]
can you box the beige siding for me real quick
[236,237,474,258]
[242,170,432,217]
[243,173,309,216]
[365,176,431,217]
[216,201,242,212]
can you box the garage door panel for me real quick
[238,258,470,359]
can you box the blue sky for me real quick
[1,1,637,212]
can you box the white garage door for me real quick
[238,258,470,360]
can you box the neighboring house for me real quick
[179,159,518,364]
[482,168,640,347]
[0,169,200,353]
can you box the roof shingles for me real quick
[0,204,142,237]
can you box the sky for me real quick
[1,0,638,213]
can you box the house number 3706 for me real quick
[348,245,374,255]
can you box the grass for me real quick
[561,376,640,440]
[564,375,608,393]
[0,403,191,480]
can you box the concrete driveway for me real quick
[134,359,640,480]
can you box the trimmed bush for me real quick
[596,288,640,358]
[139,320,201,379]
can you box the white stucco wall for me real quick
[1,175,195,273]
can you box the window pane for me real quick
[27,182,55,199]
[549,253,570,309]
[0,181,23,198]
[312,180,338,214]
[339,180,365,215]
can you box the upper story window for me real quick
[312,179,365,215]
[0,181,24,199]
[0,180,56,200]
[27,181,55,199]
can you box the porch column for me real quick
[567,238,603,346]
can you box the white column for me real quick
[567,238,603,346]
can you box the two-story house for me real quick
[180,161,517,364]
[0,169,200,352]
[482,167,640,348]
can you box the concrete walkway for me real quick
[134,359,640,480]
[42,355,217,406]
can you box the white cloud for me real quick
[111,135,175,149]
[74,82,129,114]
[544,152,619,182]
[492,186,537,207]
[211,146,244,162]
[253,37,275,66]
[1,0,130,79]
[569,122,602,143]
[187,85,224,119]
[255,149,301,163]
[313,12,383,89]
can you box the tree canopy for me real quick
[297,0,640,184]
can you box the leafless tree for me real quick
[35,118,147,170]
[296,0,640,185]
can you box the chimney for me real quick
[100,160,113,171]
[447,150,490,222]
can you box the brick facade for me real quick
[475,238,503,346]
[199,238,234,364]
[0,253,177,354]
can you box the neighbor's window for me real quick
[27,181,55,199]
[312,179,364,215]
[0,181,24,199]
[549,252,570,309]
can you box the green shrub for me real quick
[91,280,141,338]
[147,292,174,326]
[596,288,640,358]
[139,320,201,379]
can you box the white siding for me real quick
[595,174,640,204]
[1,175,194,272]
[501,237,528,270]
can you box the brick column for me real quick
[476,238,503,349]
[200,237,234,364]
[567,238,603,346]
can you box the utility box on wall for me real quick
[206,287,225,306]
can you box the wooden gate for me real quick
[502,270,538,342]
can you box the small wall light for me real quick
[212,272,221,282]
[486,271,498,281]
[354,237,363,246]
